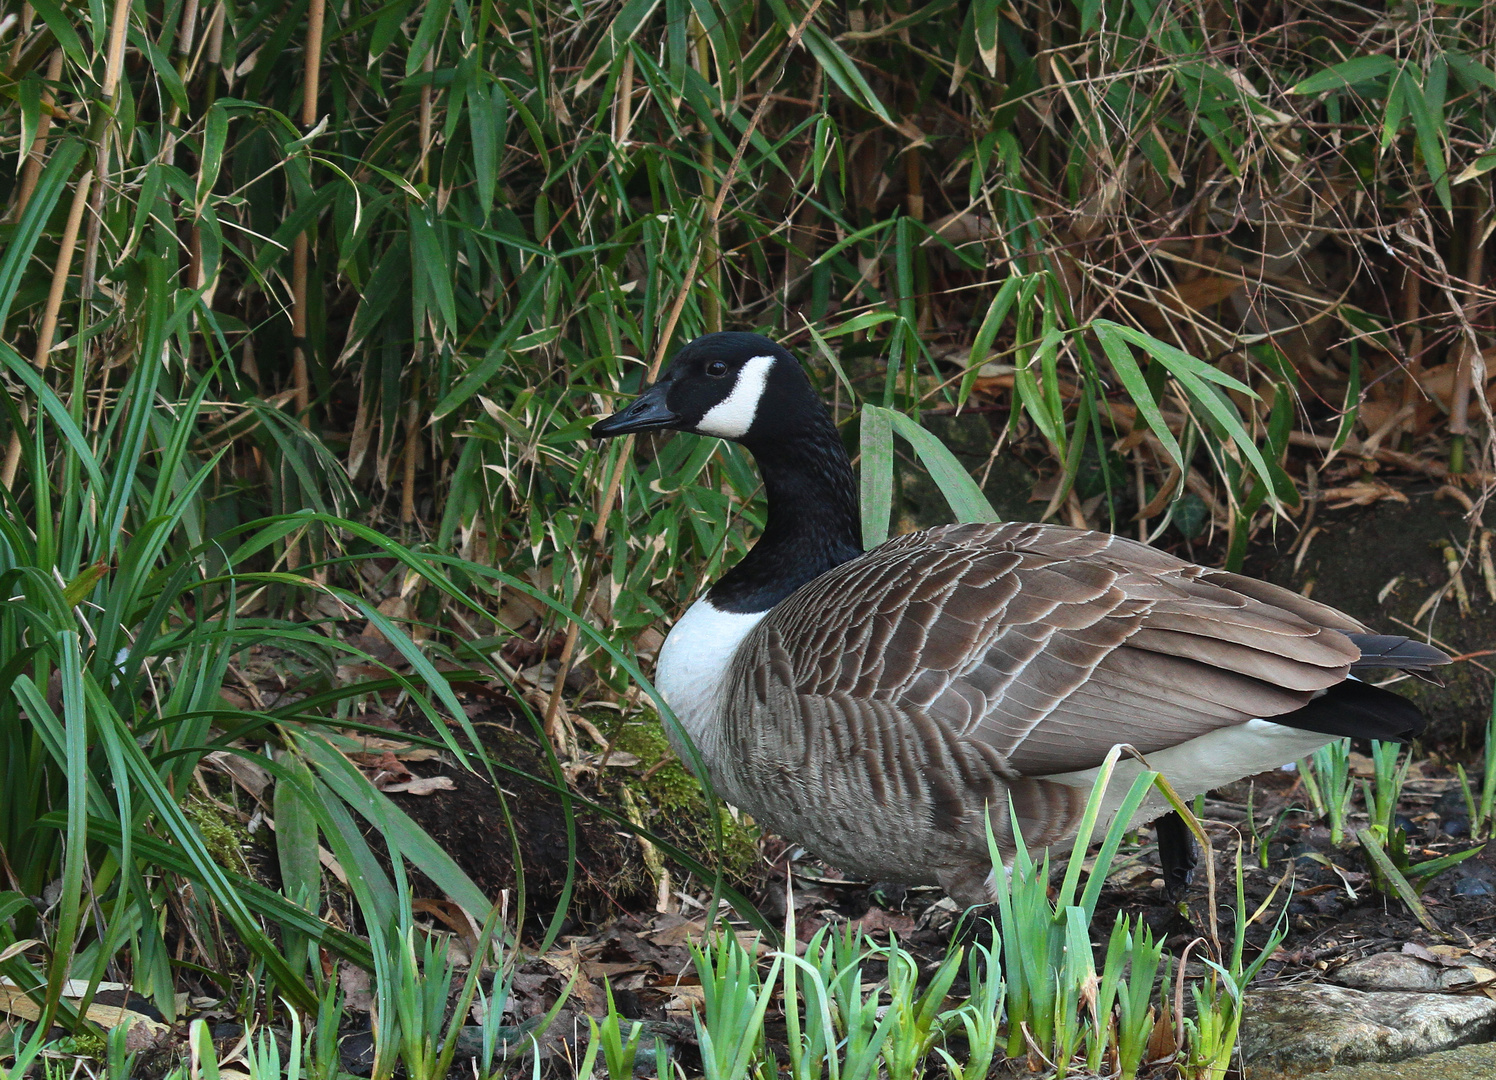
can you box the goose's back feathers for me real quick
[735,521,1365,767]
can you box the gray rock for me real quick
[1240,984,1496,1079]
[1454,874,1493,896]
[1269,1039,1496,1079]
[1330,951,1487,992]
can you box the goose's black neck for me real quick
[707,403,863,614]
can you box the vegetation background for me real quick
[0,0,1492,1076]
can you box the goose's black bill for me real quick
[592,381,677,437]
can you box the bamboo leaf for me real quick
[0,140,85,329]
[1402,75,1452,213]
[764,0,893,123]
[1096,323,1277,506]
[197,103,230,207]
[959,275,1023,407]
[1093,321,1186,470]
[881,407,1001,525]
[431,268,553,418]
[974,0,1002,75]
[26,0,90,70]
[577,0,665,94]
[1291,55,1399,95]
[128,26,190,115]
[1447,50,1496,93]
[859,404,893,549]
[406,0,454,76]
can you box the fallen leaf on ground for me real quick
[378,776,455,795]
[203,750,272,802]
[339,963,375,1012]
[857,908,917,935]
[357,750,413,785]
[349,735,439,761]
[661,983,706,1017]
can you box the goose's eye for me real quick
[706,360,729,376]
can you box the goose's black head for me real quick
[592,331,863,613]
[591,332,819,448]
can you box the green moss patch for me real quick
[602,710,761,885]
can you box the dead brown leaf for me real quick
[349,735,440,761]
[662,983,706,1017]
[378,775,455,796]
[927,210,998,246]
[644,917,706,948]
[1173,272,1245,312]
[339,962,375,1012]
[856,908,917,936]
[202,750,272,802]
[357,750,413,786]
[541,949,607,1015]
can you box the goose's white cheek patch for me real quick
[696,355,775,438]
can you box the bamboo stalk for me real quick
[165,0,200,131]
[418,49,435,184]
[7,4,32,68]
[541,0,829,743]
[691,14,721,335]
[1449,182,1489,475]
[0,44,62,486]
[401,366,422,524]
[1,171,96,491]
[613,46,635,145]
[194,4,226,309]
[8,0,127,489]
[290,232,310,415]
[203,3,225,100]
[12,50,63,220]
[79,0,133,302]
[283,0,327,576]
[289,0,326,421]
[1397,224,1423,453]
[400,51,438,524]
[176,0,201,71]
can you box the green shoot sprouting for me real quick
[1457,693,1496,840]
[1299,739,1354,844]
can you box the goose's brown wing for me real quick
[745,521,1367,777]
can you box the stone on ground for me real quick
[1240,984,1496,1078]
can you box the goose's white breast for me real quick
[655,598,766,759]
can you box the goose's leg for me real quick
[1156,810,1197,897]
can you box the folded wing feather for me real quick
[751,521,1365,766]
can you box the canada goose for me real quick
[592,332,1449,905]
